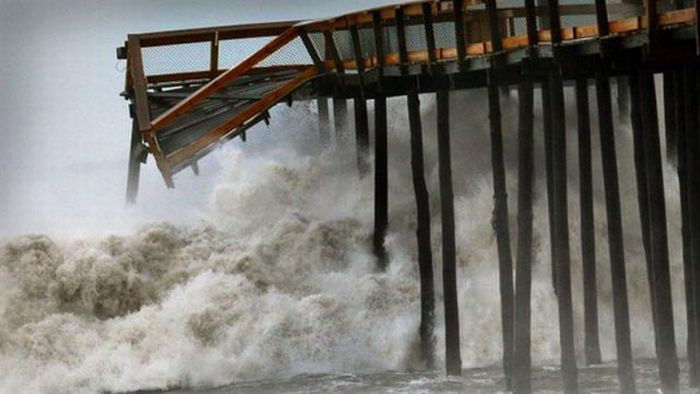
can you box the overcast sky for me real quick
[0,0,408,237]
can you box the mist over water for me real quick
[0,85,688,393]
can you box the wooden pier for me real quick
[119,0,700,391]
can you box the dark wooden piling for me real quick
[126,117,142,204]
[437,88,462,376]
[484,0,514,383]
[349,26,369,177]
[317,98,330,147]
[548,71,578,394]
[541,78,558,295]
[374,93,388,270]
[595,70,636,392]
[513,68,535,394]
[674,68,698,386]
[683,65,700,386]
[354,95,370,177]
[638,69,680,393]
[333,98,348,146]
[575,78,602,366]
[407,79,436,368]
[373,10,388,270]
[487,73,515,388]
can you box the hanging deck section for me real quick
[120,0,699,189]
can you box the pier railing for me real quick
[122,0,698,185]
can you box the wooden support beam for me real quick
[638,69,680,394]
[333,97,348,146]
[513,66,535,394]
[673,68,698,387]
[453,0,467,63]
[683,65,700,387]
[487,74,515,389]
[437,87,461,376]
[318,98,331,147]
[323,30,345,78]
[663,71,678,166]
[541,78,558,295]
[374,93,389,271]
[575,78,602,366]
[595,70,636,393]
[407,78,435,368]
[423,2,438,71]
[549,71,578,394]
[126,117,142,204]
[354,94,370,177]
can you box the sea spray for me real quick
[0,87,685,393]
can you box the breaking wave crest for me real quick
[0,88,686,393]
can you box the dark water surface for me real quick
[135,359,695,393]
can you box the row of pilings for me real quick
[316,55,700,392]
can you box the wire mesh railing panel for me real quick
[434,21,457,49]
[382,25,400,54]
[358,27,377,57]
[218,36,274,70]
[257,36,313,66]
[142,42,210,76]
[332,29,355,60]
[307,31,327,60]
[406,23,429,52]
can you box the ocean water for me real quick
[138,360,690,393]
[0,87,689,393]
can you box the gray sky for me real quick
[0,0,404,237]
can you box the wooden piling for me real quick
[674,68,698,386]
[595,70,636,393]
[407,79,436,368]
[638,69,680,393]
[541,78,558,295]
[683,64,700,386]
[513,68,535,394]
[333,97,348,146]
[126,117,142,204]
[318,98,330,147]
[354,94,370,177]
[374,93,388,270]
[487,73,515,388]
[548,71,578,394]
[575,78,602,366]
[437,88,462,376]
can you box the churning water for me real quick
[0,86,691,393]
